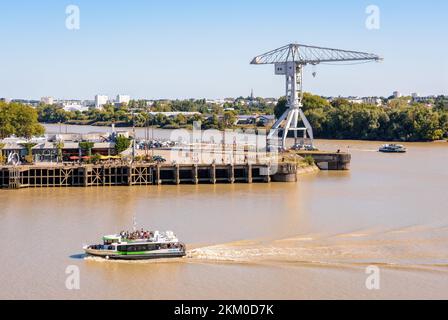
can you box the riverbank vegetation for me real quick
[4,93,448,142]
[276,94,448,141]
[36,98,273,131]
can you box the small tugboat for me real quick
[83,229,186,260]
[379,144,407,153]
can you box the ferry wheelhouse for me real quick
[83,230,186,260]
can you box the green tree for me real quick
[387,98,409,109]
[435,95,448,111]
[174,114,187,126]
[330,98,350,109]
[222,111,237,128]
[0,102,45,139]
[155,113,168,126]
[302,93,330,111]
[79,142,95,159]
[188,113,204,125]
[114,136,131,154]
[0,143,5,164]
[53,141,64,163]
[274,97,288,119]
[204,114,220,130]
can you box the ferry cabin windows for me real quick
[118,244,160,252]
[117,245,127,252]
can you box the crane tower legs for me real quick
[267,64,314,151]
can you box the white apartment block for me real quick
[62,103,89,113]
[116,94,131,105]
[41,96,54,105]
[393,91,402,98]
[363,97,382,105]
[95,95,109,109]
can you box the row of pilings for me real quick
[0,163,299,189]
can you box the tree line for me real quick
[36,99,261,130]
[275,94,448,141]
[3,94,447,142]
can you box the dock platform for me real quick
[0,162,299,189]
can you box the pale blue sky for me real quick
[0,0,447,100]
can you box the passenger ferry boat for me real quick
[379,144,407,153]
[83,230,186,260]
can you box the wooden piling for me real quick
[0,162,289,189]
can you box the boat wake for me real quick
[187,226,448,272]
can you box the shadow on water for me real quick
[70,253,87,260]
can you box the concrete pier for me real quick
[271,163,298,182]
[0,162,297,189]
[295,151,351,170]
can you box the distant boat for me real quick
[83,230,186,260]
[379,144,407,153]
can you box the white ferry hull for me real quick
[83,245,186,260]
[108,251,186,260]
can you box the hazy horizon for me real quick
[5,91,447,102]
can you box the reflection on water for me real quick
[0,137,447,299]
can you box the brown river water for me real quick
[0,125,447,299]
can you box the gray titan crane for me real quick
[251,43,382,150]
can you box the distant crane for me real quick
[251,43,382,150]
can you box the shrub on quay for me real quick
[115,135,132,154]
[20,142,37,164]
